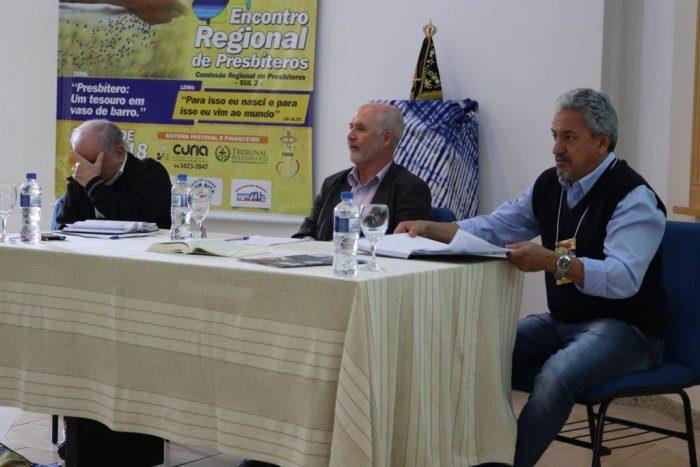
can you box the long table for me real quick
[0,234,523,466]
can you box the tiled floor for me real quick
[0,393,697,466]
[512,390,699,466]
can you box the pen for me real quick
[224,236,249,241]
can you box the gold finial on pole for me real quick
[422,20,437,38]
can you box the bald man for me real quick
[293,103,434,241]
[56,119,171,228]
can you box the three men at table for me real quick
[294,102,434,240]
[56,119,172,229]
[397,88,666,467]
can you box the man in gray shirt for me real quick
[293,102,433,241]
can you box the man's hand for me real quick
[505,241,558,273]
[394,220,430,237]
[120,0,186,25]
[71,151,103,187]
[394,220,459,244]
[65,0,186,25]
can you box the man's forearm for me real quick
[565,257,584,286]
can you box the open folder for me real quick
[358,231,509,259]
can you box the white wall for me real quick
[603,0,676,202]
[0,2,58,233]
[603,0,697,221]
[667,0,698,224]
[603,0,700,409]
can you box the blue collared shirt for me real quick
[455,153,666,299]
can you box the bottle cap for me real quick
[340,191,353,199]
[26,173,37,180]
[177,174,187,182]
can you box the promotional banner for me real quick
[56,0,317,217]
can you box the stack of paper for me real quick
[358,232,509,259]
[62,220,159,238]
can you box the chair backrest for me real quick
[661,221,700,379]
[432,206,456,223]
[51,195,65,231]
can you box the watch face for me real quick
[557,255,571,269]
[555,255,572,280]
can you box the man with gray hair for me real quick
[396,88,667,466]
[293,102,433,241]
[56,119,172,228]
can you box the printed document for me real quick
[358,231,509,259]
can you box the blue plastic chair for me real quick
[519,221,699,466]
[432,206,456,222]
[51,195,65,231]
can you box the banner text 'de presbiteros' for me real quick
[191,8,311,71]
[173,91,309,124]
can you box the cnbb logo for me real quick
[173,144,208,157]
[215,146,231,162]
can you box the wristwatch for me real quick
[554,254,572,280]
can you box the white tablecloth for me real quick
[0,234,523,466]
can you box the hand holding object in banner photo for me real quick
[63,0,187,25]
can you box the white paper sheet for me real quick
[359,232,509,259]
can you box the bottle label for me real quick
[335,217,359,233]
[20,194,41,208]
[171,194,188,207]
[335,216,348,233]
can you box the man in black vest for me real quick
[293,102,433,241]
[395,88,666,466]
[56,119,171,229]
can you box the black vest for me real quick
[532,159,667,338]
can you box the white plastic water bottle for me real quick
[20,172,41,244]
[333,191,360,277]
[170,174,191,240]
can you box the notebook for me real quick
[61,220,159,238]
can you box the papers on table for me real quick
[240,254,334,268]
[358,231,509,259]
[62,220,159,238]
[147,239,266,257]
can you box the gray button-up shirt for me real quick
[346,162,392,209]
